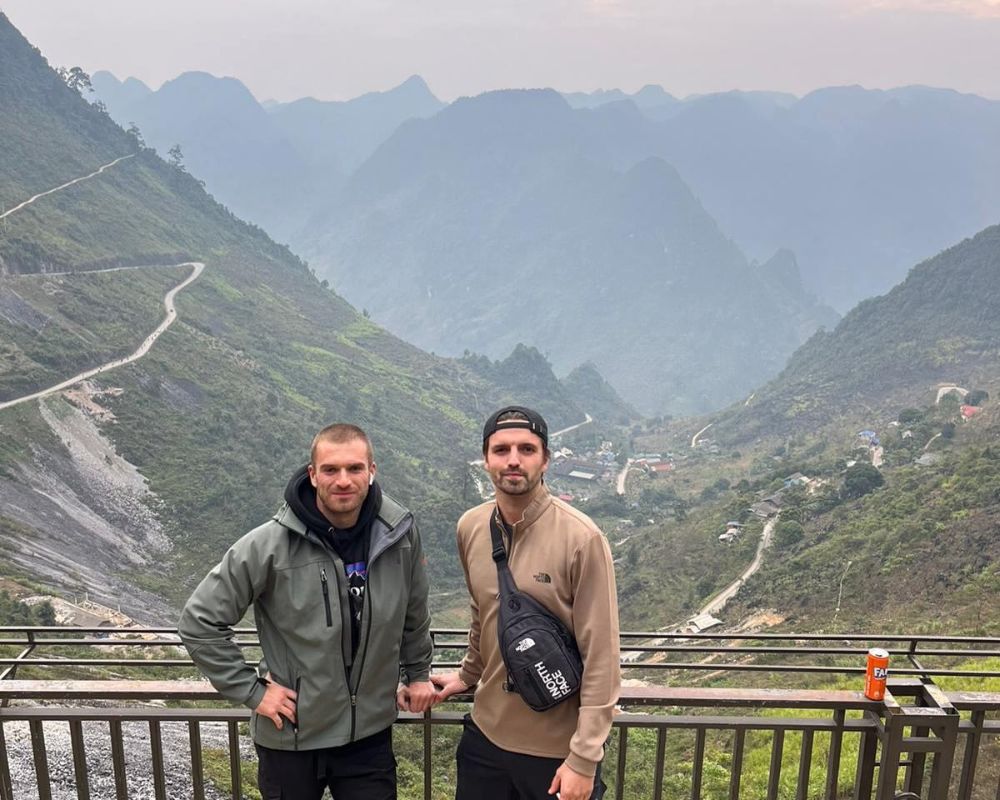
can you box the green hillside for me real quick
[731,406,1000,633]
[621,226,1000,634]
[710,225,1000,446]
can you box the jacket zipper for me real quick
[325,558,358,742]
[304,517,411,744]
[348,588,374,741]
[320,568,333,627]
[292,675,301,750]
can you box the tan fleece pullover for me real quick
[457,485,620,777]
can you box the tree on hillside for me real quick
[842,462,884,499]
[966,389,990,407]
[168,144,186,171]
[0,591,55,626]
[57,66,92,94]
[126,122,146,149]
[774,519,805,547]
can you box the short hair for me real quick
[310,423,374,466]
[482,409,550,457]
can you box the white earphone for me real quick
[369,474,375,486]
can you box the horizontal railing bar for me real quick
[947,693,1000,710]
[6,640,1000,661]
[613,714,877,732]
[0,681,880,709]
[0,638,187,647]
[614,632,1000,643]
[0,706,879,732]
[5,658,1000,681]
[622,664,1000,677]
[0,680,218,700]
[615,647,1000,657]
[416,661,1000,678]
[619,686,878,709]
[0,659,243,667]
[2,688,995,715]
[0,707,250,722]
[0,627,243,635]
[6,682,999,710]
[6,627,1000,644]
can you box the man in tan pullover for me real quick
[432,406,620,800]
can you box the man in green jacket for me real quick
[179,423,435,800]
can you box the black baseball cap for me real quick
[482,405,548,449]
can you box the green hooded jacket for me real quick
[178,493,432,750]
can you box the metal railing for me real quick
[2,627,1000,799]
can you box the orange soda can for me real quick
[864,648,890,700]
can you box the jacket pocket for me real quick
[320,568,333,627]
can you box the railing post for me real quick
[853,718,878,800]
[423,710,432,800]
[615,725,628,800]
[0,631,36,706]
[956,709,985,799]
[29,720,51,800]
[825,708,845,799]
[875,683,959,800]
[767,729,784,800]
[68,719,91,800]
[728,728,745,800]
[227,720,242,800]
[0,722,12,800]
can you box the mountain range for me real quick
[90,70,444,243]
[93,71,1000,318]
[300,88,838,415]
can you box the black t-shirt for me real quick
[283,466,381,659]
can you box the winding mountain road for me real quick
[0,262,204,412]
[615,460,633,495]
[691,422,713,448]
[620,516,780,663]
[0,155,135,221]
[550,412,593,439]
[697,515,778,617]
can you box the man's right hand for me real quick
[429,671,471,702]
[255,681,298,730]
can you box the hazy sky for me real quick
[3,0,1000,102]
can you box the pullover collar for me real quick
[498,483,552,535]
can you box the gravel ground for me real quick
[2,713,255,799]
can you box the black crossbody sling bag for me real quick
[490,509,584,711]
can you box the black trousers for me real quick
[455,717,606,800]
[255,727,396,800]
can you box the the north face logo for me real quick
[515,637,536,652]
[533,572,551,583]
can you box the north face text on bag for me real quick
[535,661,571,700]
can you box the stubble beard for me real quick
[495,473,537,497]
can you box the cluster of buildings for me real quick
[632,452,676,476]
[548,442,620,499]
[747,472,821,520]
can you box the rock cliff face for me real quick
[0,392,173,622]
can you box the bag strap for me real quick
[489,509,520,599]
